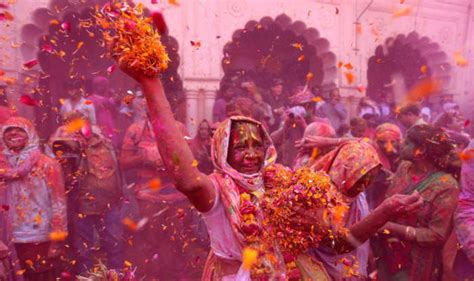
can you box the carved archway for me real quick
[19,0,183,138]
[221,14,337,94]
[366,31,451,103]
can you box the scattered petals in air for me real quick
[459,149,474,162]
[312,96,322,103]
[453,51,468,67]
[34,214,42,224]
[151,0,159,3]
[344,63,353,70]
[41,43,54,53]
[297,55,305,62]
[61,21,71,32]
[242,247,258,270]
[292,43,303,51]
[0,11,14,21]
[65,118,86,133]
[393,7,412,18]
[0,3,9,9]
[190,40,201,49]
[405,78,441,102]
[23,59,38,69]
[107,64,116,74]
[1,204,9,211]
[355,23,362,34]
[356,84,365,93]
[345,72,354,85]
[420,65,428,74]
[73,41,84,54]
[49,231,68,241]
[124,260,133,267]
[84,100,93,105]
[149,178,161,190]
[168,0,180,6]
[19,95,38,106]
[464,119,471,128]
[122,217,138,232]
[335,7,339,15]
[306,72,314,81]
[337,61,344,68]
[192,159,199,167]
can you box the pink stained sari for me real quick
[202,116,281,280]
[309,140,381,280]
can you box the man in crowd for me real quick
[318,88,348,133]
[50,112,124,274]
[397,103,426,130]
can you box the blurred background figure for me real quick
[453,141,474,280]
[347,117,367,138]
[60,80,96,125]
[190,120,214,175]
[318,88,348,133]
[397,103,426,130]
[87,76,119,147]
[293,121,336,169]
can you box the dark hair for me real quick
[399,103,420,116]
[350,117,367,127]
[406,124,453,169]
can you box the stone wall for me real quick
[2,0,473,136]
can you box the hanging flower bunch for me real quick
[96,1,169,76]
[262,164,349,255]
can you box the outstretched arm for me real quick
[129,76,215,212]
[322,192,423,253]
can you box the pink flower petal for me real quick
[61,21,70,32]
[23,59,38,69]
[107,64,116,74]
[19,95,38,106]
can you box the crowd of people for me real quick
[0,67,473,281]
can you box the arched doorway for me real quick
[19,0,184,139]
[366,31,451,106]
[221,14,338,96]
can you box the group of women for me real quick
[114,51,468,281]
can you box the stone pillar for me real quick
[184,79,220,137]
[185,90,199,138]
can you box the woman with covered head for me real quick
[118,52,423,280]
[373,124,460,281]
[452,140,474,280]
[0,117,67,281]
[308,140,385,280]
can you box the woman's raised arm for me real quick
[133,76,215,212]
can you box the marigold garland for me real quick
[262,164,349,255]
